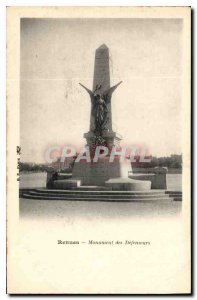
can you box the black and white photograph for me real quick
[19,17,184,215]
[6,6,191,294]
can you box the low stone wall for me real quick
[105,178,151,191]
[46,172,72,188]
[129,167,167,189]
[46,167,168,190]
[53,179,81,190]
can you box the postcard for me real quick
[7,6,191,294]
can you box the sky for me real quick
[20,18,183,163]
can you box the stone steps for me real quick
[27,190,169,199]
[173,197,182,201]
[22,193,172,202]
[165,191,182,195]
[168,194,182,198]
[20,188,182,202]
[29,188,168,196]
[74,186,112,191]
[165,191,182,201]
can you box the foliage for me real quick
[20,154,182,173]
[132,154,182,169]
[19,162,54,173]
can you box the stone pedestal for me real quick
[84,130,122,152]
[152,167,168,189]
[105,178,151,191]
[72,157,132,186]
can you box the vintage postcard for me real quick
[7,6,191,294]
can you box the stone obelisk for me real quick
[92,44,111,132]
[84,44,122,151]
[72,44,132,186]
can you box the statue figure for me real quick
[79,81,122,134]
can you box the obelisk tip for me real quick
[97,43,108,50]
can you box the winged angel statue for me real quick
[79,81,122,134]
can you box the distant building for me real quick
[50,157,75,171]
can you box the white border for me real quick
[1,1,195,299]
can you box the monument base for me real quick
[72,157,132,186]
[53,179,81,190]
[84,130,122,150]
[105,178,151,191]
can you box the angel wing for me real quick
[79,83,95,104]
[102,81,122,104]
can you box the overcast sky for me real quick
[20,18,183,163]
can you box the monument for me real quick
[68,44,150,190]
[81,44,122,151]
[21,45,175,200]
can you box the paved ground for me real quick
[20,197,181,220]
